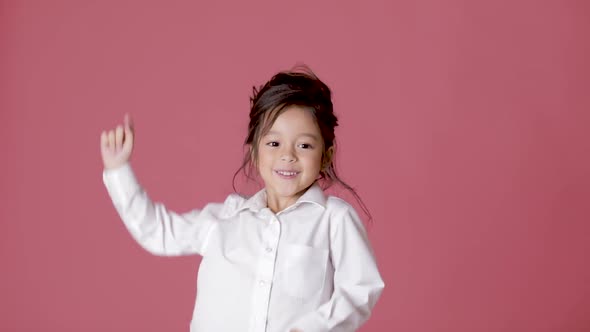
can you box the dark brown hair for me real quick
[233,65,372,222]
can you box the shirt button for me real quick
[265,247,273,253]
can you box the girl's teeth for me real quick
[278,171,297,176]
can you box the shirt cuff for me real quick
[102,163,141,205]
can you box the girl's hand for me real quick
[100,113,134,170]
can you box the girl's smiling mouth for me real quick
[275,170,300,178]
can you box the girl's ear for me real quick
[322,146,334,170]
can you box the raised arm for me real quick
[100,115,216,256]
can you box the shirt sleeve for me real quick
[102,163,218,256]
[291,203,385,332]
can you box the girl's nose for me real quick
[280,148,296,162]
[281,154,296,162]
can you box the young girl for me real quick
[100,66,384,332]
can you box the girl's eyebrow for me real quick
[265,130,319,141]
[299,133,320,141]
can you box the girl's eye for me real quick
[299,143,312,149]
[267,141,279,147]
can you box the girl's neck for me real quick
[266,196,297,214]
[265,189,307,214]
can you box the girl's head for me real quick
[234,65,371,219]
[235,65,337,186]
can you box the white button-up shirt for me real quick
[103,163,384,332]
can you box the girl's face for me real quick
[256,106,324,211]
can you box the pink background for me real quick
[1,1,589,331]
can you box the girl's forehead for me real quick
[270,106,319,131]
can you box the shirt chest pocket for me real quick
[275,244,329,300]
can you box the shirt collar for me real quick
[234,182,326,216]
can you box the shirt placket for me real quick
[249,213,281,332]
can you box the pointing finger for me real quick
[124,113,134,132]
[123,114,134,149]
